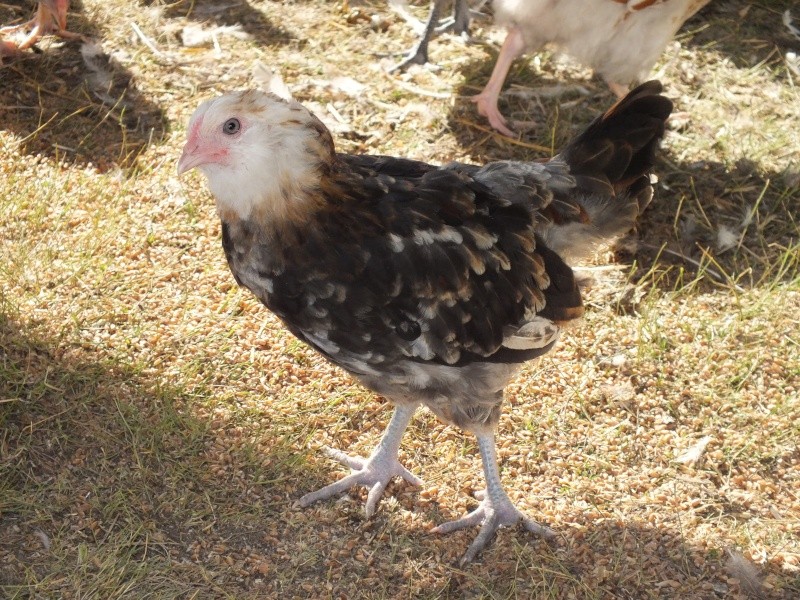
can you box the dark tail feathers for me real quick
[539,81,672,261]
[560,80,673,207]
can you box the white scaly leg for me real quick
[432,431,555,565]
[297,403,421,518]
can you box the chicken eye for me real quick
[222,118,241,135]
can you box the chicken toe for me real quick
[433,492,555,565]
[472,92,517,137]
[1,38,19,58]
[432,431,555,564]
[296,404,421,518]
[471,26,527,137]
[1,0,84,52]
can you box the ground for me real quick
[0,0,798,598]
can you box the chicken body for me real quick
[179,82,672,563]
[475,0,709,135]
[1,0,81,56]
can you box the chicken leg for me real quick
[0,0,83,52]
[297,402,422,517]
[432,431,555,565]
[471,26,527,137]
[392,0,472,71]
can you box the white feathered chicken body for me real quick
[496,0,709,84]
[475,0,709,134]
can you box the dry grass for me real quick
[1,0,799,598]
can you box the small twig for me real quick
[130,22,163,57]
[573,264,629,272]
[387,0,425,34]
[689,177,714,230]
[737,179,769,251]
[326,102,348,125]
[17,110,58,145]
[393,79,451,99]
[504,83,592,100]
[211,31,222,58]
[642,242,717,275]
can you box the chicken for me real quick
[0,0,83,56]
[390,0,472,70]
[474,0,709,136]
[178,81,672,564]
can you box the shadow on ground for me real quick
[688,2,800,73]
[1,311,796,597]
[138,0,295,48]
[0,313,298,594]
[0,1,167,170]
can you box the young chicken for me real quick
[178,81,672,564]
[475,0,709,135]
[1,0,83,55]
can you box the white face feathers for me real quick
[178,90,333,222]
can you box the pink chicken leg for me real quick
[472,26,630,137]
[471,26,526,137]
[0,0,83,52]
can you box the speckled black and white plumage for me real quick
[179,80,672,563]
[219,157,571,431]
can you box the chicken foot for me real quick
[432,431,555,565]
[297,403,422,517]
[392,0,471,71]
[471,25,527,136]
[1,0,83,53]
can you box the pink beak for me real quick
[177,141,204,175]
[178,137,228,175]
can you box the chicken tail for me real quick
[562,80,672,198]
[543,80,673,259]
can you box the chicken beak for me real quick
[177,143,203,176]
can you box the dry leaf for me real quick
[328,76,366,97]
[675,435,713,466]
